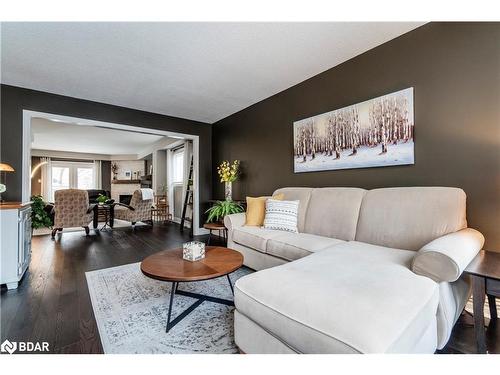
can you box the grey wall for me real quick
[0,85,212,224]
[213,23,500,251]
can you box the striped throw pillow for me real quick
[263,199,299,233]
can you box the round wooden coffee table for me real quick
[141,246,243,332]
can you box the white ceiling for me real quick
[31,117,166,155]
[1,22,424,123]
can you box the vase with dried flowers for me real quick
[217,160,240,201]
[111,163,118,180]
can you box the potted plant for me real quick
[96,193,109,205]
[30,195,53,231]
[217,160,240,201]
[206,200,244,224]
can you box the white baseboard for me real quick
[194,227,209,236]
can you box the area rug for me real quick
[86,262,252,354]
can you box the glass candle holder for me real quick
[182,241,206,262]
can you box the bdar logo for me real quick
[1,339,17,354]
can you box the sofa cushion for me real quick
[263,199,300,233]
[273,188,313,233]
[304,187,366,240]
[232,226,285,253]
[267,232,344,261]
[245,194,284,226]
[355,187,467,251]
[235,241,439,353]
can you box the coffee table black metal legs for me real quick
[165,275,235,333]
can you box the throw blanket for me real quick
[140,188,154,200]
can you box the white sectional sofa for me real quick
[224,187,485,353]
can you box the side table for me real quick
[96,204,114,231]
[203,222,227,246]
[464,250,500,353]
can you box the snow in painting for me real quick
[294,87,414,173]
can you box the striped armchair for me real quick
[113,190,153,226]
[51,189,96,238]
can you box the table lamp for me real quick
[0,162,15,202]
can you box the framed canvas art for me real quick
[293,87,414,173]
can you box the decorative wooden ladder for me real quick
[180,155,194,237]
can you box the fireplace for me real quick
[119,194,132,205]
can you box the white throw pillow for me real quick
[263,199,299,233]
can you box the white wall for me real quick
[152,150,167,194]
[110,160,145,202]
[113,160,144,180]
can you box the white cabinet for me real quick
[0,203,32,289]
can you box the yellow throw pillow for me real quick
[245,193,284,226]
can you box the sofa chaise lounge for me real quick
[224,187,484,353]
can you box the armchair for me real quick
[113,189,153,226]
[51,189,96,238]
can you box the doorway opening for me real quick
[22,110,204,235]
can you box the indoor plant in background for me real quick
[206,200,244,224]
[96,193,109,204]
[217,160,240,201]
[31,195,53,231]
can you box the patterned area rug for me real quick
[86,262,252,354]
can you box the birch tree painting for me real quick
[294,87,414,173]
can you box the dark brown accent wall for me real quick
[213,23,500,251]
[1,85,212,224]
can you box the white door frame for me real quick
[169,144,186,223]
[22,109,207,235]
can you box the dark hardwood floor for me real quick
[439,311,499,354]
[0,222,211,354]
[1,223,497,354]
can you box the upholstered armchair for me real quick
[51,189,96,238]
[113,189,153,226]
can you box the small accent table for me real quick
[140,246,243,333]
[464,250,500,354]
[203,222,228,246]
[96,204,114,231]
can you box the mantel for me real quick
[112,179,141,184]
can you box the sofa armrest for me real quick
[224,212,246,231]
[411,228,485,282]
